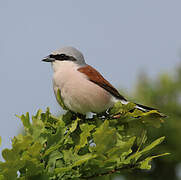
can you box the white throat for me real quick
[52,61,82,73]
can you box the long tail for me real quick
[135,103,156,112]
[120,99,156,112]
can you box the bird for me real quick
[42,46,155,115]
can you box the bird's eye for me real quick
[60,54,66,58]
[49,53,77,61]
[49,54,55,58]
[49,54,69,60]
[55,54,67,60]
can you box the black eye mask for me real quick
[49,54,77,61]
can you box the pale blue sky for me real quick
[0,0,181,155]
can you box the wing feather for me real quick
[78,65,127,101]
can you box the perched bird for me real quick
[42,46,155,115]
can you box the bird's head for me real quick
[42,46,86,71]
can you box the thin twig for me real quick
[81,164,137,179]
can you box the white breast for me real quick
[52,61,114,114]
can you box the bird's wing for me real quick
[78,65,127,101]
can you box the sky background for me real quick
[0,0,181,156]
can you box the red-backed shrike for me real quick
[42,46,154,114]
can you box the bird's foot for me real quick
[70,111,86,120]
[97,111,110,119]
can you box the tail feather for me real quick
[135,103,156,112]
[119,99,156,112]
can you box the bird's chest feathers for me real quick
[52,63,113,114]
[53,62,83,89]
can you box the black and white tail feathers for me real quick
[135,103,156,112]
[119,99,156,112]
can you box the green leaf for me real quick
[75,123,95,153]
[109,102,136,115]
[126,136,165,163]
[17,112,31,128]
[54,166,71,175]
[47,150,63,173]
[73,153,96,167]
[28,142,42,159]
[0,106,168,179]
[2,149,19,161]
[141,110,165,128]
[139,153,170,170]
[124,102,137,112]
[109,101,123,114]
[57,89,67,110]
[113,136,136,159]
[12,135,33,153]
[93,120,117,154]
[0,175,4,180]
[0,160,25,179]
[69,117,80,133]
[139,136,165,154]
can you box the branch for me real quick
[81,164,137,179]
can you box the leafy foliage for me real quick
[121,65,181,180]
[0,102,167,180]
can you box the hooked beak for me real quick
[42,55,55,62]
